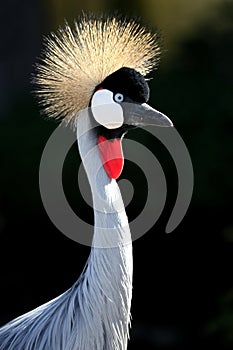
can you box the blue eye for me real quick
[114,93,124,103]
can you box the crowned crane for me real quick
[0,14,172,350]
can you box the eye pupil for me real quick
[114,93,124,102]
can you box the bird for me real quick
[0,13,172,350]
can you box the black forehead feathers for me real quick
[97,67,150,103]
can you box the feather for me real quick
[33,13,160,124]
[0,246,132,350]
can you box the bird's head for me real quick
[34,14,173,179]
[90,67,172,179]
[91,66,172,129]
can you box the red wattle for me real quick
[97,135,124,179]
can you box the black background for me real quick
[0,1,232,349]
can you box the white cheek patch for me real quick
[91,89,124,129]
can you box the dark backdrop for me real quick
[0,1,232,349]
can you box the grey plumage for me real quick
[0,111,133,350]
[0,248,132,350]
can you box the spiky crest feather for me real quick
[34,13,160,124]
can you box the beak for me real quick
[123,102,173,127]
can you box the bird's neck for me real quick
[76,110,131,248]
[76,110,132,349]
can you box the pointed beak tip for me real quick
[166,119,174,128]
[152,115,174,128]
[158,112,173,128]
